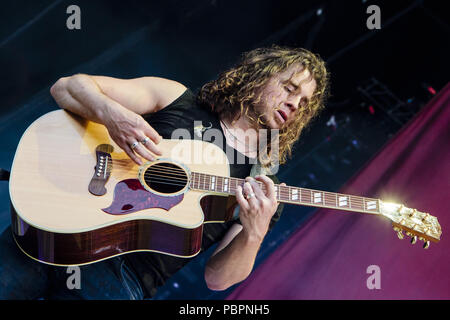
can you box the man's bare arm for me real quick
[204,177,285,291]
[204,223,261,291]
[50,74,187,117]
[49,74,186,164]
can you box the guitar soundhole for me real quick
[143,162,188,194]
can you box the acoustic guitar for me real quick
[9,110,442,266]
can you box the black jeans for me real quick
[0,227,145,300]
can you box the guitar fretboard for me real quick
[190,172,380,215]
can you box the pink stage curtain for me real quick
[227,83,450,300]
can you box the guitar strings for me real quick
[142,174,369,206]
[101,159,372,206]
[141,173,370,208]
[139,176,370,208]
[147,171,371,206]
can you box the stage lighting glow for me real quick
[427,86,436,95]
[381,201,401,212]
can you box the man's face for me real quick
[254,65,317,130]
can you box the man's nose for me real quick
[285,96,301,111]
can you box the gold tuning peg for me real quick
[393,226,404,239]
[423,241,430,249]
[410,236,417,244]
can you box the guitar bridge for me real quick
[88,144,114,196]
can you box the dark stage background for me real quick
[0,0,448,299]
[228,83,450,299]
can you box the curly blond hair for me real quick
[197,45,330,166]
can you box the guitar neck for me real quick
[190,172,380,215]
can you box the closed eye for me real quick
[299,97,309,107]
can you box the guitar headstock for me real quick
[379,201,442,249]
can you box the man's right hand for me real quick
[103,106,162,165]
[50,74,187,165]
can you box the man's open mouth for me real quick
[277,110,287,123]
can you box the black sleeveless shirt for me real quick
[123,89,281,298]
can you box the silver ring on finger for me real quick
[246,192,256,200]
[130,141,139,150]
[140,137,150,145]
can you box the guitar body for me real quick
[9,110,232,266]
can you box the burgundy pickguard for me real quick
[102,179,184,215]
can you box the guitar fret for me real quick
[337,195,349,208]
[291,187,299,201]
[313,191,323,204]
[364,198,380,213]
[284,186,290,202]
[193,172,197,189]
[233,178,237,194]
[210,176,215,191]
[366,199,376,210]
[324,192,335,207]
[278,186,285,201]
[301,189,311,204]
[190,172,380,215]
[350,196,364,210]
[193,172,196,189]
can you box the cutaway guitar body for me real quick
[9,110,442,266]
[9,110,233,266]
